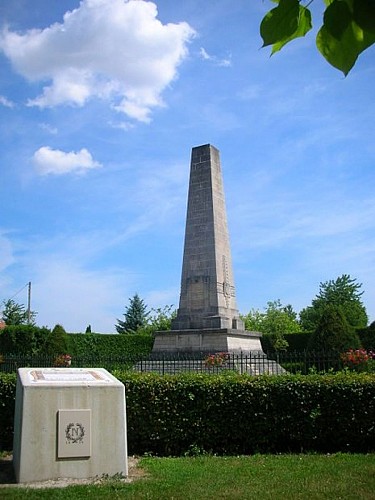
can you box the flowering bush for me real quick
[340,349,375,372]
[204,352,229,368]
[53,354,72,367]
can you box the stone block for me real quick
[153,329,263,353]
[13,368,127,483]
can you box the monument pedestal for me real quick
[13,368,127,483]
[153,329,263,353]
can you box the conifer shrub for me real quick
[308,305,361,352]
[47,324,68,355]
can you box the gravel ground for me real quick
[0,454,145,489]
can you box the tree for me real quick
[242,299,301,350]
[260,0,375,76]
[1,299,37,326]
[308,303,361,351]
[116,294,149,334]
[141,305,177,335]
[300,274,368,331]
[0,324,51,355]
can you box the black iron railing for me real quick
[0,351,345,375]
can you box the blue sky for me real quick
[0,0,374,332]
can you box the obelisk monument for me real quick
[153,144,262,353]
[172,144,243,330]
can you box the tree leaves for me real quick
[317,0,375,75]
[323,0,352,40]
[353,0,375,34]
[299,274,368,332]
[260,0,375,75]
[116,293,150,334]
[260,0,312,53]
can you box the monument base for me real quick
[136,329,286,375]
[153,328,263,353]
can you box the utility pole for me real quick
[27,281,31,324]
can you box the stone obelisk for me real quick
[172,144,243,330]
[153,144,262,353]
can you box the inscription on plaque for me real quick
[57,409,91,458]
[28,369,111,383]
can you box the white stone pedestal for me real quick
[13,368,127,483]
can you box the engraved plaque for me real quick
[28,368,111,383]
[57,409,91,458]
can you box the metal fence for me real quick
[0,351,345,375]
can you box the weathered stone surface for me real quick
[153,329,262,353]
[171,144,244,331]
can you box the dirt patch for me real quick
[0,454,146,489]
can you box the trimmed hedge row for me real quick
[1,372,374,454]
[264,328,374,352]
[66,333,154,357]
[0,327,154,358]
[262,332,313,351]
[119,372,375,455]
[2,326,373,359]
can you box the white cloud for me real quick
[199,47,231,67]
[39,123,58,134]
[199,47,211,61]
[108,120,135,131]
[33,146,102,175]
[0,0,195,122]
[0,95,15,108]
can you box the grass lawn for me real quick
[1,453,374,499]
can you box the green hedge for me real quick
[261,332,313,352]
[0,327,154,359]
[66,333,154,357]
[1,372,374,454]
[2,327,372,358]
[0,373,16,450]
[0,325,61,355]
[119,372,375,455]
[262,327,374,352]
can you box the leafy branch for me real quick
[260,0,375,75]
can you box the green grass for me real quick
[1,454,375,499]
